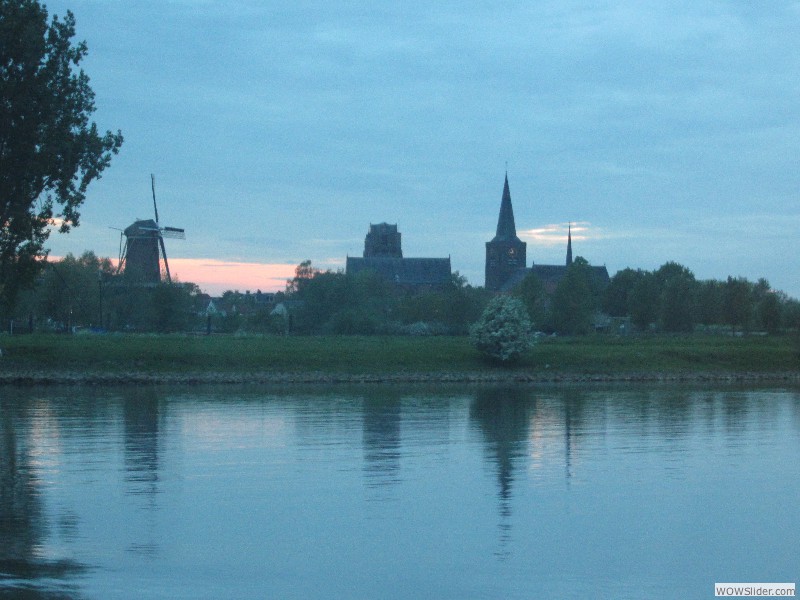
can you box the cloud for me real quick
[519,222,599,247]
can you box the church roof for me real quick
[346,257,451,287]
[500,264,611,293]
[492,173,521,242]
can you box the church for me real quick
[485,174,610,293]
[346,222,452,290]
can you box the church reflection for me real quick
[0,396,84,599]
[469,386,535,557]
[560,389,591,481]
[470,386,595,557]
[470,387,533,516]
[361,392,403,493]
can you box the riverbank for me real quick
[1,333,797,385]
[2,369,800,386]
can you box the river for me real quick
[1,384,798,599]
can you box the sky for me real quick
[41,0,800,297]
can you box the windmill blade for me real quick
[151,173,160,224]
[161,226,185,239]
[159,236,172,283]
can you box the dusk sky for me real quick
[43,1,800,297]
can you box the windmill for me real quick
[117,175,185,284]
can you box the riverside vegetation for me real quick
[4,255,800,338]
[2,257,800,383]
[0,333,798,384]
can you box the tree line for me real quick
[9,251,200,333]
[600,262,800,334]
[4,253,799,336]
[279,258,800,336]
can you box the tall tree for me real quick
[654,262,697,332]
[696,279,725,326]
[723,276,753,333]
[35,250,113,329]
[551,257,595,335]
[757,291,782,334]
[514,271,548,329]
[0,1,122,310]
[629,271,659,330]
[603,267,645,318]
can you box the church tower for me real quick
[364,223,402,258]
[485,174,527,291]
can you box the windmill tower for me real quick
[117,175,185,284]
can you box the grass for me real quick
[0,332,798,378]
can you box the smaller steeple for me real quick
[566,223,573,266]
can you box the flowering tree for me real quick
[469,295,532,362]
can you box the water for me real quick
[1,384,798,599]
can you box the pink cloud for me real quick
[47,255,314,295]
[168,259,297,295]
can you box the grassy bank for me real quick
[0,333,798,383]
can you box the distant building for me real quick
[346,223,451,289]
[484,174,610,293]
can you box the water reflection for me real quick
[0,384,797,600]
[122,388,163,558]
[0,394,84,599]
[562,389,590,481]
[470,386,534,556]
[123,388,162,499]
[362,392,402,492]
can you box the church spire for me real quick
[485,172,527,291]
[494,172,518,241]
[566,223,573,266]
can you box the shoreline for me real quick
[2,369,799,386]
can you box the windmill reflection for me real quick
[122,388,163,557]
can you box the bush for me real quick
[322,309,378,335]
[469,295,533,362]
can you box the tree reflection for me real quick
[0,396,84,599]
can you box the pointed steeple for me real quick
[485,173,527,291]
[494,172,519,241]
[566,223,573,266]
